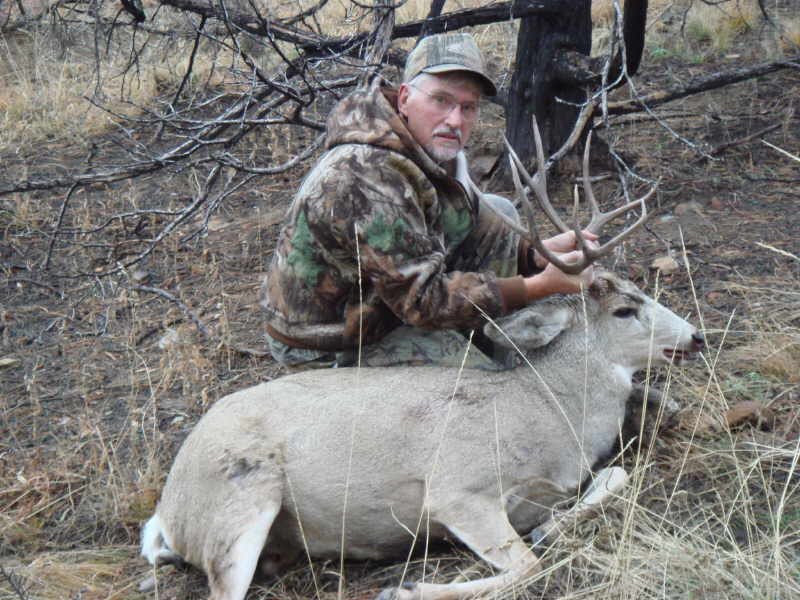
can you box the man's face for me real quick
[397,73,482,163]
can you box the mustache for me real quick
[432,126,462,141]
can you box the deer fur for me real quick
[141,272,704,600]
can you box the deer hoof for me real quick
[375,582,415,600]
[529,525,549,549]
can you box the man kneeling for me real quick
[261,33,596,371]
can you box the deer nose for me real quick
[691,332,705,352]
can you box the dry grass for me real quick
[5,0,789,154]
[0,23,224,151]
[3,232,798,600]
[0,0,518,153]
[0,30,108,149]
[589,0,787,61]
[0,1,292,152]
[682,0,756,53]
[2,1,800,599]
[779,17,800,51]
[0,281,800,600]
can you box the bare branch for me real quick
[156,0,563,55]
[701,122,782,160]
[607,54,800,114]
[44,183,81,271]
[359,4,395,85]
[132,285,209,338]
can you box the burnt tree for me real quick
[506,0,648,166]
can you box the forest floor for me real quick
[2,4,800,599]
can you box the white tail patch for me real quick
[140,513,180,566]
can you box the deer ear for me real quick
[483,303,574,350]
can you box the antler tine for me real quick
[485,134,552,256]
[503,122,589,275]
[580,189,653,261]
[582,132,647,234]
[581,131,602,230]
[503,135,549,245]
[506,119,571,234]
[506,136,536,230]
[502,118,654,275]
[503,135,588,275]
[576,130,655,262]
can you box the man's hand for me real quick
[523,250,596,299]
[533,230,600,269]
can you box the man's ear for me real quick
[397,83,411,117]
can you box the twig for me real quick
[755,242,800,262]
[166,15,207,122]
[593,111,698,129]
[223,343,269,358]
[606,54,800,114]
[0,66,338,197]
[623,74,716,161]
[358,4,395,86]
[43,183,80,271]
[696,122,782,161]
[91,165,222,278]
[7,278,65,299]
[132,285,210,338]
[762,139,800,163]
[0,564,31,600]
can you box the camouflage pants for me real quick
[268,325,518,372]
[267,193,521,372]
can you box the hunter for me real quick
[261,32,597,371]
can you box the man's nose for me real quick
[444,105,465,129]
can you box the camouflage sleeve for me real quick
[307,145,513,330]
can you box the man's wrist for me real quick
[524,273,554,300]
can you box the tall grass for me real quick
[2,2,798,600]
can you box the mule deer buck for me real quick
[141,125,705,600]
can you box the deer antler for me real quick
[503,116,654,275]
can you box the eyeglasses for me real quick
[409,84,480,121]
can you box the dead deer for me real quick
[140,124,705,600]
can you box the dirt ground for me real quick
[1,10,800,600]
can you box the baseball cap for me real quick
[403,33,497,97]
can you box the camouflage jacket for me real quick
[261,81,529,351]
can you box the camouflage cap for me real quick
[403,33,497,97]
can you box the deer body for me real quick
[142,274,704,600]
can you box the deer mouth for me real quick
[663,349,698,364]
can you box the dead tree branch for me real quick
[607,54,800,114]
[156,0,563,54]
[701,122,783,161]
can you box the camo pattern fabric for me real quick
[268,325,509,372]
[261,79,523,359]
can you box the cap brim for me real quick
[421,64,497,97]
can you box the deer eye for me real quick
[613,307,637,319]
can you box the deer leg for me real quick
[206,502,282,600]
[377,501,540,600]
[529,466,628,548]
[630,383,678,415]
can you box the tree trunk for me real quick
[505,0,591,167]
